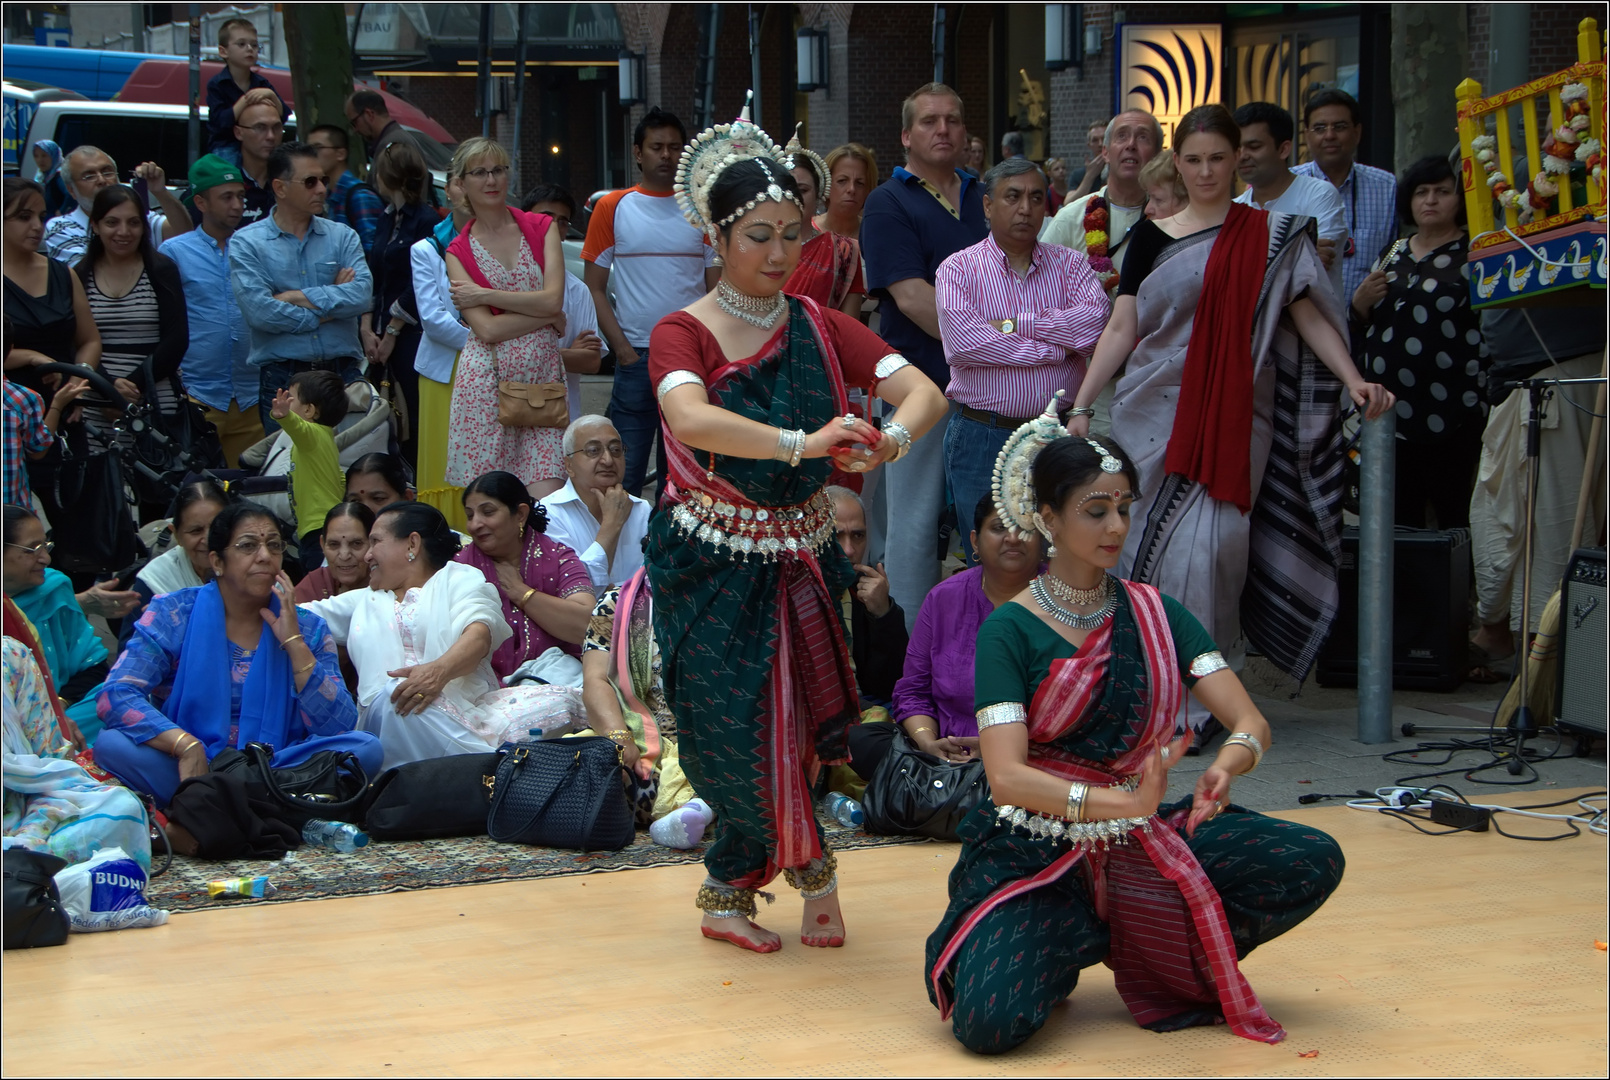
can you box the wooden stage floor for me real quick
[5,792,1606,1076]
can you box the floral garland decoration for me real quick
[1083,195,1119,293]
[1472,85,1597,227]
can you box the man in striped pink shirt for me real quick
[936,158,1109,561]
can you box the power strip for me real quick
[1429,798,1492,831]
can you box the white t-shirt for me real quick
[558,270,600,420]
[580,186,715,349]
[1235,173,1349,300]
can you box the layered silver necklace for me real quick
[1032,572,1118,630]
[716,279,788,329]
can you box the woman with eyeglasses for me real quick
[454,471,593,683]
[362,140,439,471]
[3,505,138,745]
[440,137,569,500]
[94,501,379,817]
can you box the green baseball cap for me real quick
[188,154,244,195]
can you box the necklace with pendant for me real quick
[1032,573,1117,630]
[715,279,787,329]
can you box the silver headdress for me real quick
[674,90,803,243]
[782,122,831,204]
[991,393,1126,545]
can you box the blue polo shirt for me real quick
[860,166,987,389]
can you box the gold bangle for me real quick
[295,659,318,677]
[602,729,632,742]
[518,587,536,608]
[281,633,304,649]
[174,735,199,758]
[908,725,935,738]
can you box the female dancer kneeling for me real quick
[926,406,1344,1053]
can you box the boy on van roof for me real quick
[205,17,289,163]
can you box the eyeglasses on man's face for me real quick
[5,540,54,558]
[242,122,285,137]
[568,441,624,460]
[1307,122,1353,136]
[75,166,118,184]
[291,174,329,191]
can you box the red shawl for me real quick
[1163,203,1270,513]
[445,207,552,314]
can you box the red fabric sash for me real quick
[1163,203,1270,513]
[928,582,1285,1044]
[444,207,552,314]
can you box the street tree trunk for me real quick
[283,5,360,169]
[1390,4,1470,173]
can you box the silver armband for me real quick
[772,427,805,467]
[883,421,913,461]
[976,702,1027,730]
[1223,731,1264,772]
[1188,650,1229,679]
[656,370,706,401]
[874,354,910,381]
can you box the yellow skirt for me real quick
[415,359,466,532]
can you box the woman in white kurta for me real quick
[299,503,582,769]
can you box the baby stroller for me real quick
[27,362,224,580]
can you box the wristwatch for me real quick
[384,323,402,337]
[999,319,1015,335]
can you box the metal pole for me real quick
[187,6,202,169]
[477,4,493,140]
[933,5,947,84]
[748,6,762,127]
[512,6,528,195]
[1357,409,1396,744]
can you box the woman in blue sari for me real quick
[94,502,380,809]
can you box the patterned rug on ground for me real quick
[148,822,935,914]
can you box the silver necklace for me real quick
[1041,572,1109,607]
[715,279,787,329]
[1032,573,1117,630]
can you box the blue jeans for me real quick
[882,401,957,633]
[607,349,664,500]
[257,357,364,434]
[944,410,1015,564]
[94,728,384,809]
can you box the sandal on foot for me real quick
[1466,641,1513,684]
[701,920,781,953]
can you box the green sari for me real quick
[645,297,867,891]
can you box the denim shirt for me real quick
[163,227,258,410]
[228,209,373,367]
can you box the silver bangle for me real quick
[976,702,1027,729]
[1188,650,1229,679]
[1066,781,1089,823]
[874,353,910,380]
[1069,405,1097,418]
[1222,732,1264,773]
[772,426,795,463]
[655,369,706,402]
[884,421,912,460]
[789,428,805,467]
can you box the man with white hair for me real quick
[539,415,651,589]
[41,146,191,262]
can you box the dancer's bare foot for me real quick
[801,890,845,947]
[700,913,782,953]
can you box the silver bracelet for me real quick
[883,421,912,460]
[874,353,910,380]
[1068,405,1097,418]
[656,369,707,402]
[1188,650,1229,678]
[976,702,1027,729]
[1222,731,1264,773]
[772,428,804,467]
[1066,781,1089,823]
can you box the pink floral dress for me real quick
[444,233,566,486]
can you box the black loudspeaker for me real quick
[1555,548,1607,737]
[1316,527,1471,692]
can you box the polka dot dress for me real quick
[1359,237,1489,444]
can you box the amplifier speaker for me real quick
[1555,548,1607,736]
[1316,527,1471,692]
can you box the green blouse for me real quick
[974,594,1220,713]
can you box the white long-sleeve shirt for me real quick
[538,479,651,589]
[409,236,471,383]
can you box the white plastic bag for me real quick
[53,848,170,933]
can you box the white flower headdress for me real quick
[674,90,803,242]
[782,122,831,204]
[992,392,1125,545]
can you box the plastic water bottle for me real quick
[207,876,277,899]
[820,792,864,827]
[301,819,370,853]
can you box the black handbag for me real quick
[210,742,371,827]
[3,848,70,950]
[486,738,635,852]
[363,752,499,840]
[861,729,990,842]
[27,431,140,577]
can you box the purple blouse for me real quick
[892,565,996,739]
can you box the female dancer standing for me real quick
[1070,104,1392,739]
[650,106,946,952]
[926,409,1344,1053]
